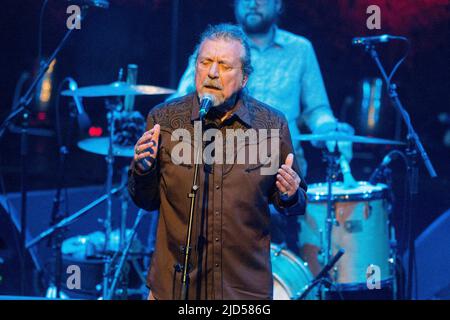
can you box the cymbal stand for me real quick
[102,101,122,298]
[119,166,129,251]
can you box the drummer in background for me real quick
[166,0,356,251]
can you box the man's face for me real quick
[235,0,281,34]
[195,38,248,107]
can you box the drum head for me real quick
[307,181,387,202]
[271,244,316,300]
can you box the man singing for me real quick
[170,0,355,250]
[128,24,307,300]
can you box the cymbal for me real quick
[293,132,405,145]
[78,137,134,157]
[61,81,175,97]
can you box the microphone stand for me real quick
[364,44,437,299]
[176,117,204,300]
[0,7,89,295]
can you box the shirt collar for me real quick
[191,91,253,128]
[272,25,285,47]
[248,25,285,50]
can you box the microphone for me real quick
[368,152,396,185]
[352,34,406,46]
[199,94,215,120]
[68,0,110,9]
[68,79,91,131]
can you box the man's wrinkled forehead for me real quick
[197,38,244,64]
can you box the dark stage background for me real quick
[0,0,449,298]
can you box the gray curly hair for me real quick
[194,23,253,78]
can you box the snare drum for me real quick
[271,243,316,300]
[298,182,393,289]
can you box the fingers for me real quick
[137,141,157,155]
[276,181,287,194]
[136,124,160,146]
[278,167,295,185]
[277,167,300,189]
[276,173,291,191]
[284,153,294,168]
[151,123,160,143]
[276,156,301,197]
[134,124,160,166]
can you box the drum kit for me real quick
[272,133,404,300]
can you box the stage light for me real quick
[88,126,103,137]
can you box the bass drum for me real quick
[271,243,316,300]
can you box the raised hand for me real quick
[134,124,160,172]
[276,153,301,198]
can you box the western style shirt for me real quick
[128,92,307,300]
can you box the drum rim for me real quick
[306,181,388,202]
[270,243,315,299]
[330,278,394,291]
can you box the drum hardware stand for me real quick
[119,166,129,251]
[377,151,409,301]
[296,249,345,300]
[26,186,123,249]
[27,184,124,297]
[105,209,148,300]
[0,8,93,295]
[383,165,399,300]
[322,145,341,266]
[103,165,136,300]
[316,144,343,299]
[101,98,123,299]
[362,42,437,299]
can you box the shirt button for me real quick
[215,263,219,268]
[215,210,219,215]
[215,237,219,242]
[215,185,220,190]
